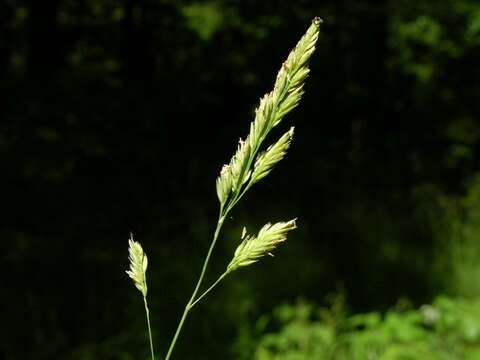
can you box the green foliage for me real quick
[389,1,480,82]
[435,175,480,297]
[248,296,480,360]
[180,2,226,41]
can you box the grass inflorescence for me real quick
[126,18,321,359]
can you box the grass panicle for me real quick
[137,18,322,360]
[227,219,297,272]
[215,18,321,209]
[126,234,148,297]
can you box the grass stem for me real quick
[190,272,228,309]
[144,297,155,360]
[165,214,226,359]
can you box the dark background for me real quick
[2,0,480,358]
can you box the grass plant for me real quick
[126,18,321,359]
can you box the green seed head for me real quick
[215,18,320,205]
[227,219,297,273]
[126,234,149,297]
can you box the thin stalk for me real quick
[227,182,253,213]
[165,214,226,360]
[143,297,155,360]
[189,272,228,309]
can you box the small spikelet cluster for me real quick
[272,17,322,127]
[216,137,251,206]
[216,164,233,206]
[226,219,297,272]
[248,93,276,153]
[215,18,321,206]
[126,234,149,297]
[251,127,294,184]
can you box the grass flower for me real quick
[130,18,321,359]
[127,235,149,297]
[227,219,297,272]
[215,17,321,213]
[251,127,294,184]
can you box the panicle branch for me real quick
[226,219,297,273]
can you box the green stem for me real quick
[189,272,228,309]
[164,118,268,359]
[165,215,226,360]
[144,297,155,360]
[227,182,253,213]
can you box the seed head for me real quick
[126,234,149,297]
[215,18,320,206]
[227,219,297,272]
[251,127,294,184]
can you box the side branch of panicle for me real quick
[226,219,297,273]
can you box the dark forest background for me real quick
[2,0,480,359]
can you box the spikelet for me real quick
[271,17,322,127]
[226,219,297,272]
[216,137,252,206]
[228,137,252,192]
[216,164,233,206]
[126,234,148,297]
[215,18,321,205]
[251,127,294,184]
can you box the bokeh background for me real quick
[3,0,480,359]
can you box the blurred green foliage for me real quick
[180,2,226,41]
[435,175,480,297]
[247,296,480,359]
